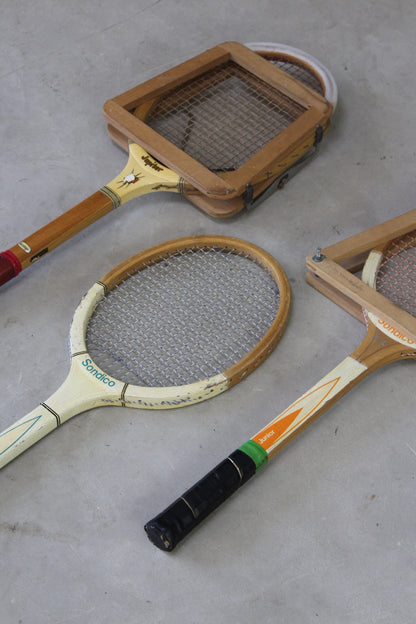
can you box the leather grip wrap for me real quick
[144,449,256,551]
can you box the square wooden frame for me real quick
[103,41,332,200]
[305,208,416,343]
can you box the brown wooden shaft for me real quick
[265,359,375,461]
[267,323,415,462]
[9,190,115,269]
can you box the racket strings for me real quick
[260,54,325,95]
[86,247,281,387]
[121,254,266,371]
[130,249,279,377]
[376,231,416,317]
[89,251,279,385]
[144,61,306,173]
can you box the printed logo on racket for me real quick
[117,170,144,188]
[82,358,117,387]
[370,314,415,347]
[141,154,164,172]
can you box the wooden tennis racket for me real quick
[107,41,338,217]
[0,42,332,287]
[0,235,290,469]
[145,230,416,551]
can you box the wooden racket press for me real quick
[103,41,333,218]
[306,208,416,344]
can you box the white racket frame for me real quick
[246,42,338,109]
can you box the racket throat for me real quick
[352,317,415,371]
[41,358,125,426]
[104,143,181,205]
[40,403,62,427]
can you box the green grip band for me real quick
[238,440,268,472]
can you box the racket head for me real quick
[103,42,332,201]
[69,235,291,409]
[106,42,336,218]
[186,43,338,217]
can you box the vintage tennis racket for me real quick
[0,235,290,469]
[145,230,416,551]
[107,42,338,217]
[0,42,332,287]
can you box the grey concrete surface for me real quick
[1,1,415,623]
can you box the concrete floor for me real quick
[1,1,415,623]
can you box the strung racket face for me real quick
[136,63,306,175]
[259,52,325,96]
[86,237,289,390]
[0,236,290,469]
[368,230,416,316]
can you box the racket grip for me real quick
[0,251,21,286]
[144,449,256,551]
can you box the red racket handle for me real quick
[0,251,21,286]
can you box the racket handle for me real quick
[0,251,21,286]
[144,449,257,551]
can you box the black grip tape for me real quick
[144,449,256,551]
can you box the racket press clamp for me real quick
[244,124,324,211]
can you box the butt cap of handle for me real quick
[144,449,256,551]
[0,251,21,286]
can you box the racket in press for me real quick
[109,41,338,217]
[145,230,416,551]
[0,42,332,287]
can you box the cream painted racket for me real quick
[145,230,416,551]
[0,235,290,469]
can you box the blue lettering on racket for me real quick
[82,358,116,387]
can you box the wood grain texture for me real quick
[306,254,416,344]
[107,122,328,218]
[252,233,416,460]
[103,41,332,200]
[2,144,181,277]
